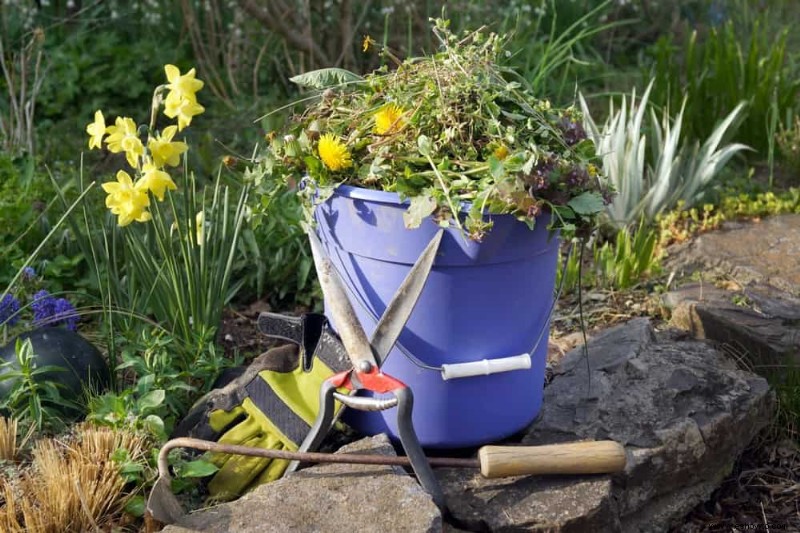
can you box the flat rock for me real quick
[438,318,773,532]
[664,282,800,367]
[664,214,800,296]
[162,434,441,533]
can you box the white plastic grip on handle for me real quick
[440,353,532,380]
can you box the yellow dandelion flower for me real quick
[493,144,510,160]
[374,104,405,135]
[318,133,352,171]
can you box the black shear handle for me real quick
[286,372,446,511]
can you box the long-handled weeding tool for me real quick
[158,436,626,478]
[147,436,626,524]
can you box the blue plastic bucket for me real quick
[315,185,559,448]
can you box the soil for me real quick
[216,300,283,363]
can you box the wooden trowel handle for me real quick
[478,440,626,479]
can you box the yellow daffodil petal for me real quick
[86,110,106,150]
[164,96,205,131]
[139,163,177,201]
[374,104,405,135]
[102,170,151,227]
[165,65,204,97]
[148,125,188,167]
[195,211,205,246]
[105,116,144,168]
[318,133,352,171]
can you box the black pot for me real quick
[0,327,111,414]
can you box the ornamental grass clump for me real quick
[257,19,612,240]
[0,424,149,532]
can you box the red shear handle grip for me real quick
[478,441,627,479]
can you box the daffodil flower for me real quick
[148,125,188,168]
[318,133,353,171]
[164,64,204,104]
[164,95,205,131]
[105,116,145,168]
[101,170,151,227]
[139,162,177,201]
[86,110,107,149]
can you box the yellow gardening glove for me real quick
[201,348,343,500]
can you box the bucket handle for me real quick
[441,353,531,380]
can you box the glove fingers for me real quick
[201,342,348,499]
[207,433,285,500]
[206,397,301,499]
[207,408,260,471]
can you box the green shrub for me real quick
[4,2,190,160]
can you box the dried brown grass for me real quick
[0,424,149,533]
[0,416,18,462]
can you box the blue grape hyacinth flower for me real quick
[0,294,20,326]
[31,290,79,330]
[52,297,79,331]
[31,289,56,323]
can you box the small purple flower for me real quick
[0,294,20,326]
[522,157,556,191]
[52,298,79,331]
[565,166,590,189]
[32,289,57,325]
[29,290,81,330]
[558,117,587,147]
[21,266,36,280]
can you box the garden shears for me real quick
[294,227,447,509]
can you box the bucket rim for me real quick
[330,184,555,223]
[332,184,407,205]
